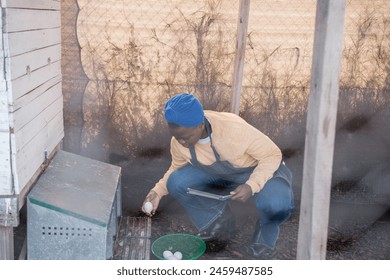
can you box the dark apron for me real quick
[189,118,292,187]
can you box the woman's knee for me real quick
[257,198,293,219]
[255,178,294,219]
[166,170,185,195]
[166,165,203,195]
[166,164,219,195]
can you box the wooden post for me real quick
[0,227,14,259]
[230,0,250,115]
[0,0,13,261]
[296,0,346,260]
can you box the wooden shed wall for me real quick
[0,0,63,201]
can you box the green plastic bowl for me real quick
[151,233,206,260]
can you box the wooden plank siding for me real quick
[4,28,61,58]
[10,79,62,130]
[0,3,12,195]
[11,100,63,193]
[5,44,61,81]
[8,60,61,101]
[3,8,60,32]
[1,1,63,202]
[0,0,60,10]
[1,0,63,259]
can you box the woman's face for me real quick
[168,123,205,148]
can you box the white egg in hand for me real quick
[144,202,153,214]
[163,250,173,259]
[173,251,183,260]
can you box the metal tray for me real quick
[186,188,232,201]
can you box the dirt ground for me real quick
[13,147,390,260]
[117,153,390,260]
[14,108,390,260]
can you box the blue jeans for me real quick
[166,164,294,249]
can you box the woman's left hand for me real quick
[230,184,252,202]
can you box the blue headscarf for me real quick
[164,93,204,127]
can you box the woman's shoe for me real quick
[197,206,235,241]
[245,243,271,258]
[245,219,273,258]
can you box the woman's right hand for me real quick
[141,190,161,217]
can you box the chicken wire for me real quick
[61,0,390,160]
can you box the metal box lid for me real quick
[28,150,121,227]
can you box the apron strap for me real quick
[189,118,221,163]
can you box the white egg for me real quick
[144,202,153,214]
[173,251,183,260]
[163,250,173,259]
[165,256,178,260]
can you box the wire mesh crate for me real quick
[27,150,121,260]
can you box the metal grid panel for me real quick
[27,202,108,259]
[113,216,151,260]
[27,150,121,259]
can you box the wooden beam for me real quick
[9,61,61,101]
[230,0,250,115]
[3,8,60,33]
[5,28,61,58]
[0,226,14,260]
[5,44,61,81]
[1,0,60,10]
[296,0,346,260]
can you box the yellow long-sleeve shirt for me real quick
[151,110,282,197]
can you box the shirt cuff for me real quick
[245,179,263,195]
[151,185,169,198]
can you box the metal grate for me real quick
[113,216,151,260]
